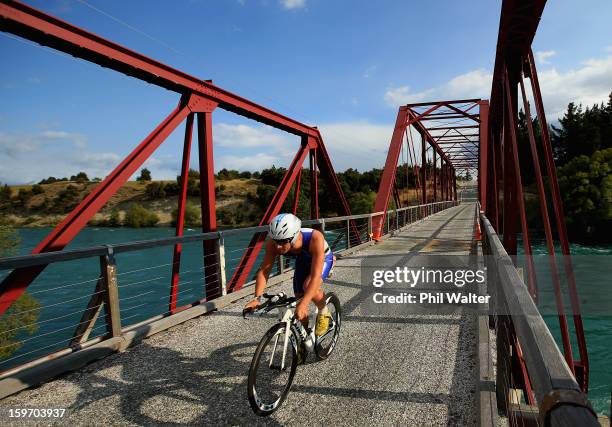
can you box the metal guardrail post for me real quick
[386,213,390,233]
[101,246,121,338]
[396,210,399,230]
[279,254,285,274]
[346,219,351,248]
[367,215,372,240]
[217,233,227,296]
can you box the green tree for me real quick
[109,208,121,227]
[136,168,152,182]
[0,184,11,202]
[171,203,200,227]
[70,172,89,183]
[124,204,159,228]
[551,93,612,165]
[557,148,612,242]
[0,217,41,358]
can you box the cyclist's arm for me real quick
[302,230,325,304]
[254,239,277,298]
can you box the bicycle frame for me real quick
[269,302,316,371]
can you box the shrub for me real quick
[69,172,89,183]
[31,184,44,195]
[136,168,152,182]
[0,218,41,358]
[171,203,200,226]
[109,209,122,227]
[51,185,80,213]
[124,204,159,228]
[145,182,166,199]
[217,168,240,180]
[0,184,11,202]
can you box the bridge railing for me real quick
[480,213,598,426]
[0,200,458,398]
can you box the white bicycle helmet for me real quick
[268,213,301,244]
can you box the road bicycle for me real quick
[242,292,341,416]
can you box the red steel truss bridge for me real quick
[0,0,604,424]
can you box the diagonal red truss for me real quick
[0,0,353,314]
[372,100,482,238]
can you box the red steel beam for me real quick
[0,0,317,138]
[310,148,319,219]
[0,95,194,313]
[372,107,410,238]
[519,69,575,369]
[169,113,195,313]
[526,49,589,389]
[403,98,481,108]
[0,0,355,313]
[428,125,479,131]
[227,144,310,292]
[292,168,302,215]
[196,110,221,301]
[504,68,538,300]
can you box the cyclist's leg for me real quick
[294,252,333,307]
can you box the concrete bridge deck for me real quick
[3,203,480,426]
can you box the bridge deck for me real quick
[4,203,479,425]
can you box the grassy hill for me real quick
[0,178,261,228]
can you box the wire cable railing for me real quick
[0,200,459,384]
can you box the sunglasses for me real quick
[273,238,292,245]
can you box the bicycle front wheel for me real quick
[315,292,341,360]
[247,322,298,416]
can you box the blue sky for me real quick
[1,0,611,184]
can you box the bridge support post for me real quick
[526,50,588,386]
[433,150,437,202]
[197,110,222,301]
[310,147,319,219]
[102,247,121,339]
[421,132,427,204]
[217,234,227,296]
[478,100,489,212]
[170,113,195,312]
[346,219,351,249]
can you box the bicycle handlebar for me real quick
[242,292,298,318]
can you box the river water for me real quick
[1,228,610,415]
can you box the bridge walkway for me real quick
[3,203,480,425]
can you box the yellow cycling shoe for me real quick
[315,312,332,337]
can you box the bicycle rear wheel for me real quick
[247,323,298,416]
[315,292,341,360]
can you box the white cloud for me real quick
[214,123,292,150]
[605,46,612,53]
[280,0,305,9]
[216,153,281,172]
[535,50,556,65]
[40,130,87,148]
[537,55,612,120]
[384,69,492,107]
[318,122,393,171]
[0,130,87,159]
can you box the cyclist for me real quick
[244,213,335,339]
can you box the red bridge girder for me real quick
[0,0,354,314]
[371,99,484,239]
[482,0,589,393]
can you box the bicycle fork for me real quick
[269,309,294,371]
